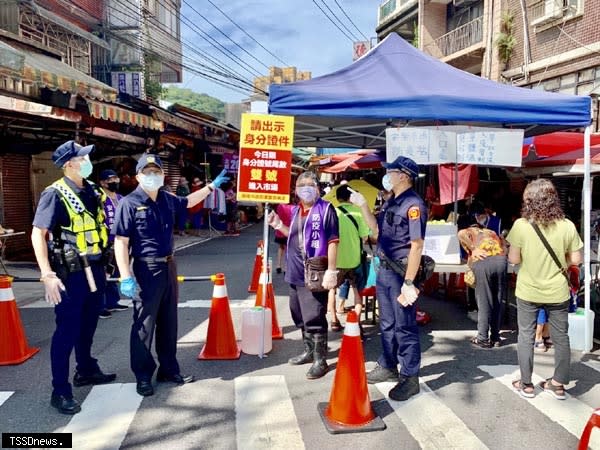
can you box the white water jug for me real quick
[241,307,272,355]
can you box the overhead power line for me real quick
[312,0,358,42]
[332,0,369,41]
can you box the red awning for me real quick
[525,145,600,167]
[522,132,600,159]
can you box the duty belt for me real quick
[136,255,174,263]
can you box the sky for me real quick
[172,0,382,103]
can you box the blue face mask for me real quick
[296,186,318,203]
[78,158,93,179]
[382,174,393,192]
[139,173,164,192]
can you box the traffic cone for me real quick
[318,311,385,434]
[254,269,283,339]
[578,408,600,450]
[0,275,39,365]
[248,240,263,293]
[198,273,241,360]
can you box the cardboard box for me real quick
[423,223,461,265]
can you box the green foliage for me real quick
[495,11,516,65]
[162,86,226,121]
[411,21,419,48]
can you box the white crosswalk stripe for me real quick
[235,375,305,449]
[0,391,13,406]
[479,364,600,449]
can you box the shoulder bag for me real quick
[338,205,369,280]
[299,213,330,292]
[530,222,578,312]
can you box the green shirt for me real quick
[335,203,370,269]
[507,218,582,303]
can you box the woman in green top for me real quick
[506,179,582,400]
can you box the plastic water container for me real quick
[568,308,595,351]
[241,307,272,355]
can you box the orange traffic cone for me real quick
[578,408,600,450]
[248,240,264,293]
[0,275,39,365]
[254,269,283,339]
[198,273,241,360]
[318,311,385,434]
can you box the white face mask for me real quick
[382,174,393,192]
[296,186,318,203]
[139,173,164,192]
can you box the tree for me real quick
[161,86,226,121]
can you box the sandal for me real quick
[331,321,343,332]
[470,337,491,349]
[540,378,566,400]
[534,340,547,352]
[543,336,553,349]
[512,380,535,398]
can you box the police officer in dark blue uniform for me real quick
[113,154,229,397]
[31,141,116,415]
[351,155,427,401]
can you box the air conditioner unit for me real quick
[532,0,563,26]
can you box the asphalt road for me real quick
[1,223,599,450]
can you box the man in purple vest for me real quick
[267,171,339,379]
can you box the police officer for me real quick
[351,156,427,401]
[113,154,229,397]
[31,140,116,415]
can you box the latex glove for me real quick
[400,283,419,305]
[119,277,138,298]
[267,211,282,229]
[349,191,367,207]
[211,169,230,189]
[322,269,339,290]
[41,273,65,305]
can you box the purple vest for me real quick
[289,198,331,258]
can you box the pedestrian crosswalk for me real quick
[0,391,13,407]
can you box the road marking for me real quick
[178,319,209,344]
[23,298,257,309]
[0,391,14,406]
[60,383,142,450]
[376,381,488,449]
[235,375,304,450]
[583,358,600,373]
[479,365,600,449]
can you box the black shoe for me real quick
[136,380,154,396]
[470,337,491,349]
[156,373,194,385]
[107,303,128,312]
[276,268,282,274]
[50,393,81,415]
[389,375,420,401]
[99,309,112,319]
[73,370,117,387]
[367,363,399,384]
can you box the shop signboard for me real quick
[386,126,524,167]
[237,113,294,204]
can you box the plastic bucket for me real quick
[568,307,595,351]
[241,307,272,355]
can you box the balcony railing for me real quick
[434,16,483,57]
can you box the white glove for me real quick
[41,273,66,305]
[267,212,282,230]
[349,191,367,207]
[400,283,419,305]
[322,269,339,290]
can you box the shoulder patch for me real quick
[408,206,421,220]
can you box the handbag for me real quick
[464,267,476,288]
[304,256,329,292]
[531,222,579,312]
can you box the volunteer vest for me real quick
[51,178,108,256]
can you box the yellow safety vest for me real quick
[50,178,108,256]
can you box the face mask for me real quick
[106,182,119,192]
[139,173,164,192]
[297,186,318,203]
[78,158,93,179]
[382,174,393,192]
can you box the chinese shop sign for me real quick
[237,113,294,204]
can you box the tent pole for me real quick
[259,202,270,359]
[453,162,458,221]
[583,125,592,353]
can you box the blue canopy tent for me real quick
[268,33,595,350]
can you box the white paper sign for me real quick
[423,223,461,265]
[386,126,524,167]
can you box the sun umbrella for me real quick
[322,179,379,211]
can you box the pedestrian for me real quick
[274,202,294,274]
[98,169,128,318]
[188,177,205,235]
[328,185,370,333]
[351,155,427,401]
[223,179,240,236]
[112,154,229,397]
[175,176,190,235]
[457,218,507,348]
[31,140,116,415]
[507,178,582,400]
[267,171,339,379]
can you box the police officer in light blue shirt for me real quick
[113,153,229,397]
[351,155,427,402]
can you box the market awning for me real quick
[87,99,163,131]
[0,94,81,122]
[0,41,117,102]
[322,154,363,173]
[151,107,202,135]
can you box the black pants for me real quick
[289,284,328,334]
[131,259,180,382]
[472,255,507,342]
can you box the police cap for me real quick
[99,169,118,181]
[52,140,95,168]
[136,153,163,173]
[383,156,419,179]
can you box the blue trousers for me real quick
[289,284,328,334]
[130,259,180,382]
[103,265,121,309]
[51,262,105,396]
[376,267,420,377]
